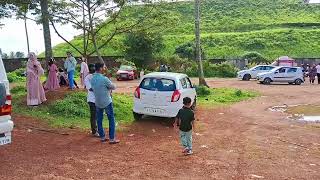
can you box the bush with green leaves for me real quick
[124,31,164,68]
[241,52,269,64]
[186,61,238,78]
[7,68,26,83]
[196,85,211,97]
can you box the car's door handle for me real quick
[141,93,146,95]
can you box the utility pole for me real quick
[194,0,208,87]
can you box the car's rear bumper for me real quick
[0,115,13,133]
[133,99,181,118]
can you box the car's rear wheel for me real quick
[133,112,143,121]
[263,78,271,85]
[243,74,251,81]
[294,79,302,85]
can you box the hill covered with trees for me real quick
[52,0,320,60]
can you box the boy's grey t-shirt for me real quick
[90,73,116,108]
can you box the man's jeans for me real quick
[96,103,116,140]
[67,70,75,89]
[180,130,192,150]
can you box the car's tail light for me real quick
[134,87,140,99]
[171,90,181,102]
[0,95,12,116]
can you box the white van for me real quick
[133,72,197,119]
[0,56,14,145]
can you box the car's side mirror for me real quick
[252,69,256,71]
[274,71,278,74]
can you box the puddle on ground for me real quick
[269,104,320,123]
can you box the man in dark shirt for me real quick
[174,97,195,155]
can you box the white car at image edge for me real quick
[257,66,304,85]
[0,56,14,146]
[133,72,197,119]
[237,65,276,81]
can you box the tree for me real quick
[15,51,25,58]
[124,31,164,68]
[49,0,174,65]
[9,51,15,58]
[242,51,268,64]
[174,42,205,60]
[194,0,208,87]
[40,0,52,60]
[1,1,52,60]
[2,53,9,59]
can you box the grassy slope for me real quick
[52,0,320,59]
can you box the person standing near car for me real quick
[80,56,89,88]
[84,64,99,137]
[26,52,47,106]
[316,63,320,84]
[174,97,195,155]
[64,52,77,90]
[308,64,317,84]
[91,63,120,144]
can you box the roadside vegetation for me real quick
[52,0,320,60]
[10,84,258,130]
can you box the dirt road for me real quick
[1,79,319,180]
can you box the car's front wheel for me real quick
[133,112,143,120]
[263,78,271,85]
[294,79,303,85]
[243,74,251,81]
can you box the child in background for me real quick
[174,97,195,155]
[44,58,60,91]
[58,68,68,86]
[84,64,99,137]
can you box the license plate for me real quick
[121,74,127,78]
[145,108,164,114]
[0,134,11,146]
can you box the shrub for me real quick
[7,71,26,83]
[196,85,211,97]
[49,92,88,118]
[186,61,238,78]
[10,85,26,95]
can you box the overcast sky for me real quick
[310,0,320,3]
[0,17,80,56]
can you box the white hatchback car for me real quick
[237,65,275,81]
[133,72,196,119]
[257,66,304,85]
[0,56,14,146]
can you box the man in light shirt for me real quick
[84,64,99,137]
[64,51,77,90]
[316,63,320,84]
[91,63,120,144]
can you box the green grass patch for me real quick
[12,90,133,130]
[11,83,257,130]
[197,87,258,106]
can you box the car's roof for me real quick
[143,72,188,79]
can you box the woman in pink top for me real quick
[44,58,60,91]
[26,52,47,106]
[80,57,89,88]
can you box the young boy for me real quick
[175,97,195,155]
[84,64,99,137]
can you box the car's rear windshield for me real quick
[140,77,176,91]
[120,65,133,71]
